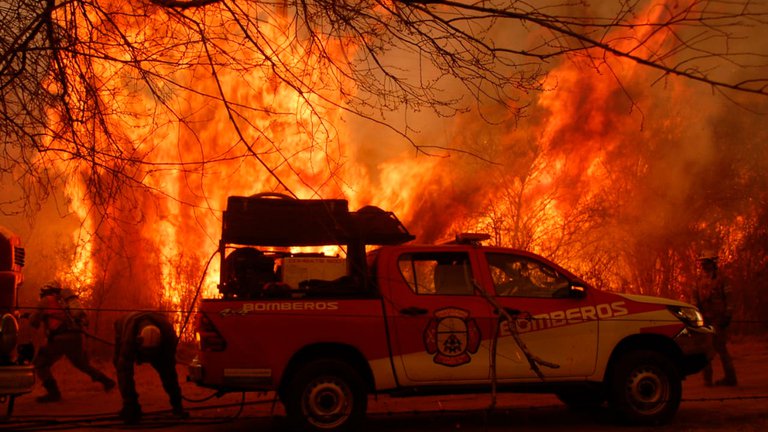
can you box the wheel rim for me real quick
[625,366,669,415]
[302,377,353,429]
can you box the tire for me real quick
[284,359,367,431]
[0,313,19,359]
[556,388,606,410]
[608,350,681,425]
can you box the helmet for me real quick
[39,280,62,297]
[697,250,718,262]
[138,324,162,349]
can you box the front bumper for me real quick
[0,365,35,396]
[675,325,715,375]
[187,356,273,391]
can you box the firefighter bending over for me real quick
[694,251,738,386]
[113,311,188,424]
[29,281,116,403]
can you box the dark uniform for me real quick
[29,283,115,402]
[693,256,737,386]
[113,311,186,424]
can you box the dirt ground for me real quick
[4,336,767,431]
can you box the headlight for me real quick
[668,306,705,328]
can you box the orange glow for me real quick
[42,3,364,312]
[441,1,693,281]
[36,0,747,314]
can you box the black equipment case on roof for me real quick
[222,194,414,247]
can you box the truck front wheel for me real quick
[284,359,367,431]
[608,350,681,425]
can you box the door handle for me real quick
[399,306,429,316]
[503,307,522,316]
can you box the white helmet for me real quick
[697,250,718,261]
[139,324,162,349]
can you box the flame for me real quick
[41,3,365,316]
[45,0,453,314]
[35,0,757,321]
[441,2,695,285]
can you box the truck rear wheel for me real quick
[608,350,681,425]
[284,359,367,431]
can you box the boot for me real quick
[91,371,116,392]
[36,379,61,403]
[171,400,190,419]
[119,403,142,425]
[720,360,738,387]
[715,377,738,386]
[99,376,116,392]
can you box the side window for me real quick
[486,253,570,298]
[398,252,474,296]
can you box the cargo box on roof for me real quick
[222,195,350,246]
[221,195,413,247]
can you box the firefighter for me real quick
[113,311,188,424]
[28,281,116,402]
[693,251,738,386]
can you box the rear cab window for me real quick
[397,252,475,296]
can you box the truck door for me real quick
[480,252,599,379]
[382,249,494,385]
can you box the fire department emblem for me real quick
[423,307,481,367]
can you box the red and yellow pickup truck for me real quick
[189,194,713,431]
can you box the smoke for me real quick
[345,2,768,303]
[0,198,79,307]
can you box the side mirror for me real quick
[570,284,587,299]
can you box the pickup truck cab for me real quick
[189,194,713,430]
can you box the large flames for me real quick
[47,3,360,309]
[31,1,764,332]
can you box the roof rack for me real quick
[443,233,491,246]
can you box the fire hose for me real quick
[80,329,114,346]
[471,280,559,409]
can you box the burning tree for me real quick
[0,0,767,333]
